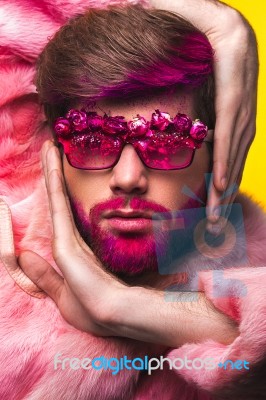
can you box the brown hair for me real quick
[35,4,215,129]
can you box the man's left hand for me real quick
[18,140,125,336]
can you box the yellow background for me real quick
[223,0,266,208]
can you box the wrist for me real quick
[110,285,239,346]
[94,280,129,333]
[96,282,239,346]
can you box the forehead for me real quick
[79,87,196,120]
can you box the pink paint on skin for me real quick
[69,197,170,275]
[69,189,206,275]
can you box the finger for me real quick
[225,115,256,190]
[45,146,98,280]
[18,250,64,304]
[221,127,252,218]
[41,140,54,188]
[206,160,240,234]
[42,141,74,226]
[207,154,246,235]
[211,43,243,192]
[45,145,78,250]
[41,140,55,215]
[222,103,256,192]
[212,58,257,194]
[220,144,249,226]
[210,96,256,228]
[212,98,240,193]
[44,142,79,229]
[0,199,45,298]
[206,175,222,224]
[212,127,242,224]
[45,144,92,254]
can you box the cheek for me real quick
[181,145,211,204]
[62,156,111,209]
[184,145,211,197]
[148,145,211,210]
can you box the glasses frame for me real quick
[59,129,213,171]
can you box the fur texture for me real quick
[1,1,266,399]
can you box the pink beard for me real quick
[69,197,168,275]
[69,194,205,276]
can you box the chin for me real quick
[69,197,172,276]
[89,231,162,275]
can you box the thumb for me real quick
[18,250,64,303]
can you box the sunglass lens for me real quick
[60,134,123,170]
[136,140,195,170]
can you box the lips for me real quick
[102,209,154,234]
[104,209,154,219]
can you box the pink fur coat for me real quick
[1,1,266,399]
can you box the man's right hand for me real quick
[149,0,258,234]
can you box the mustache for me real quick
[89,197,171,222]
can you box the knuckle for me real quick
[96,308,114,329]
[226,8,249,32]
[52,242,68,264]
[218,8,242,30]
[219,8,257,48]
[227,8,243,23]
[91,294,118,328]
[34,267,50,288]
[52,238,79,264]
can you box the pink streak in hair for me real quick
[99,33,214,98]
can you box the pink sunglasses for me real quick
[54,109,213,170]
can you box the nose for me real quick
[109,144,148,195]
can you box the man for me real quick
[0,4,265,400]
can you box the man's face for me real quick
[62,89,212,277]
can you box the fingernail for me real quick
[208,206,220,222]
[221,177,228,190]
[206,223,221,236]
[213,206,221,219]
